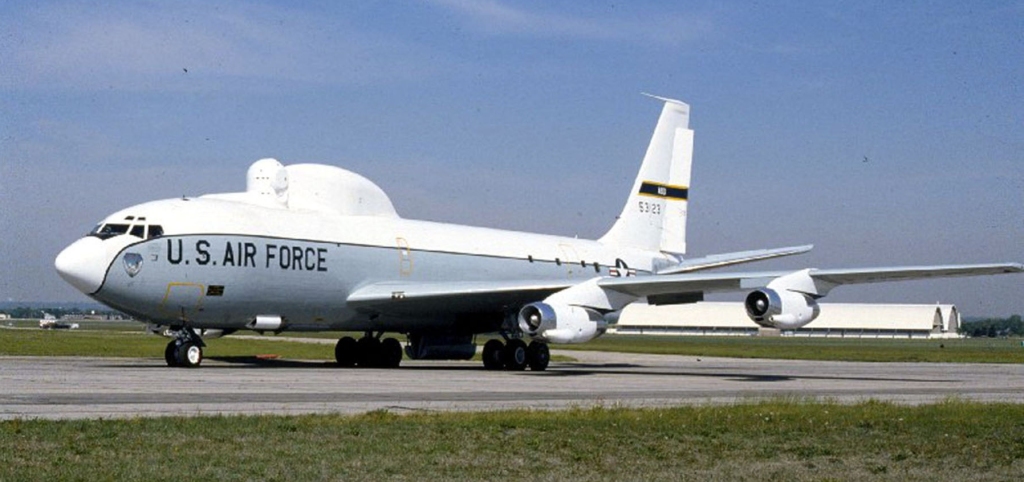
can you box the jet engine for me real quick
[744,288,820,330]
[517,302,607,344]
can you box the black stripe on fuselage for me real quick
[638,182,688,201]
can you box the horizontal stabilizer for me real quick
[657,245,813,274]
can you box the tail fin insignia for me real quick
[638,182,688,201]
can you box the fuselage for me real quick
[56,195,670,334]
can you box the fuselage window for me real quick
[148,225,164,239]
[130,225,145,238]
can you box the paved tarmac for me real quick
[3,352,1023,420]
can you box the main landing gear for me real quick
[164,327,205,368]
[482,339,550,371]
[334,332,403,368]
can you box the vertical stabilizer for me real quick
[599,95,693,254]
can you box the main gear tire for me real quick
[503,339,528,371]
[527,342,550,371]
[482,339,505,370]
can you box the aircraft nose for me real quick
[55,237,109,295]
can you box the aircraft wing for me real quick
[657,245,813,274]
[600,263,1024,298]
[346,263,1022,319]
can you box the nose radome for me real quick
[55,237,108,295]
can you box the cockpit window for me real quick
[89,221,165,240]
[89,223,130,240]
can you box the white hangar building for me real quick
[613,302,961,339]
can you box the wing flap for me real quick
[599,271,780,297]
[657,244,813,274]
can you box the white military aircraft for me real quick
[55,95,1022,370]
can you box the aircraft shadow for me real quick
[537,363,945,383]
[204,357,487,371]
[207,356,335,368]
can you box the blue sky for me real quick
[1,1,1021,315]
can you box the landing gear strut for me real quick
[481,338,549,371]
[164,327,205,368]
[335,332,403,368]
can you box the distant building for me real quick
[614,302,960,339]
[61,313,131,321]
[0,313,9,320]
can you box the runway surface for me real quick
[3,351,1023,420]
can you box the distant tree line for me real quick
[1,306,126,320]
[960,315,1024,338]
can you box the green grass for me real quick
[1,400,1022,481]
[0,328,336,360]
[562,334,1024,363]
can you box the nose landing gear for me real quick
[163,327,205,368]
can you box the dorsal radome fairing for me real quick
[286,163,399,217]
[242,158,399,217]
[247,158,290,204]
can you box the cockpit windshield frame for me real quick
[89,223,131,240]
[88,222,165,240]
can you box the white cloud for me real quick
[429,0,715,46]
[1,2,449,92]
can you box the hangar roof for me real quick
[620,302,958,332]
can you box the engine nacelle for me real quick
[744,288,820,330]
[247,314,284,332]
[517,302,607,344]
